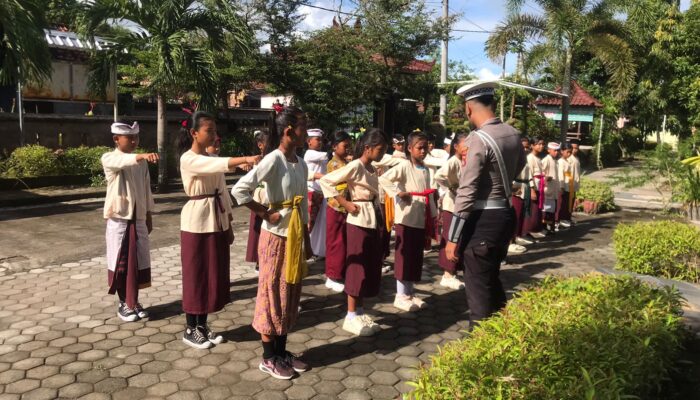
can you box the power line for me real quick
[453,29,493,33]
[301,3,357,17]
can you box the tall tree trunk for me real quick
[157,93,168,189]
[559,46,573,143]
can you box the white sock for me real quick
[396,280,413,296]
[346,311,357,320]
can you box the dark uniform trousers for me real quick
[459,207,515,326]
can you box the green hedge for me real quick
[409,274,685,400]
[576,178,616,213]
[614,221,700,283]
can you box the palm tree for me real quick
[501,0,636,142]
[0,0,52,86]
[79,0,252,186]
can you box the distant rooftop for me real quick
[44,29,110,51]
[535,80,602,108]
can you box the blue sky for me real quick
[298,0,693,81]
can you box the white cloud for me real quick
[477,67,500,81]
[298,2,338,32]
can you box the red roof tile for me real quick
[535,80,602,107]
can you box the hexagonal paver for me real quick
[41,373,76,389]
[26,365,58,380]
[4,378,40,394]
[58,382,94,398]
[19,387,57,400]
[110,363,141,378]
[147,382,179,397]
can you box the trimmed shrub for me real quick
[576,178,616,214]
[2,145,59,177]
[613,221,700,283]
[61,146,112,176]
[409,274,685,400]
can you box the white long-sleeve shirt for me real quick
[179,150,234,233]
[433,156,461,213]
[101,149,154,221]
[320,159,380,229]
[378,159,437,229]
[304,149,328,192]
[232,150,309,237]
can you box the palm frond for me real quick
[0,0,52,85]
[585,32,636,98]
[485,13,545,62]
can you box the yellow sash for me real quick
[384,193,394,232]
[270,195,307,284]
[564,171,575,212]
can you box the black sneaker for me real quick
[117,302,139,322]
[198,325,223,345]
[182,326,212,349]
[134,303,148,319]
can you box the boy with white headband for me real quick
[101,121,159,322]
[304,128,327,261]
[542,142,561,233]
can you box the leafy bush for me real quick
[594,131,622,168]
[613,221,700,283]
[576,178,616,213]
[61,146,112,176]
[1,145,59,177]
[409,274,685,400]
[220,133,256,158]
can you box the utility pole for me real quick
[439,0,448,126]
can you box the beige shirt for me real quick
[570,155,581,191]
[513,165,531,199]
[542,154,560,199]
[392,151,407,159]
[434,156,461,213]
[378,159,437,229]
[102,149,155,221]
[320,159,380,229]
[179,150,234,233]
[231,149,309,237]
[424,150,448,189]
[527,153,544,190]
[558,157,581,192]
[372,153,403,204]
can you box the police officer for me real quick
[444,81,527,327]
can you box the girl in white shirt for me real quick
[232,106,312,380]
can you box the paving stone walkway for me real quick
[0,211,688,400]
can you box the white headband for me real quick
[111,122,139,135]
[548,142,560,150]
[392,137,405,144]
[307,129,324,137]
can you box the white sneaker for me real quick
[342,316,375,336]
[358,314,381,333]
[439,275,464,290]
[515,236,533,245]
[393,294,419,312]
[529,231,547,239]
[411,296,427,309]
[508,243,527,254]
[559,220,571,228]
[324,277,345,293]
[381,263,393,273]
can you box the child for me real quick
[324,131,352,292]
[102,122,158,322]
[246,131,269,274]
[423,133,449,246]
[304,128,327,261]
[513,137,534,246]
[178,111,260,349]
[433,132,469,290]
[542,142,561,233]
[379,131,437,312]
[556,143,578,228]
[320,129,387,336]
[391,134,407,159]
[523,137,547,240]
[231,106,312,380]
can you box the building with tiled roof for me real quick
[535,80,603,140]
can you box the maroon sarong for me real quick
[325,207,347,280]
[512,196,526,239]
[181,230,230,314]
[307,191,323,232]
[245,211,263,263]
[438,211,458,274]
[108,219,150,309]
[344,222,382,297]
[522,199,543,235]
[556,191,572,222]
[394,224,425,282]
